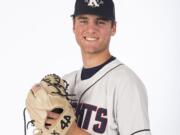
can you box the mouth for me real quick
[84,37,98,41]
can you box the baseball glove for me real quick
[25,74,76,135]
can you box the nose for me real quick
[86,21,98,34]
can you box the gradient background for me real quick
[0,0,179,134]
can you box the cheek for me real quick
[73,28,80,39]
[75,31,83,42]
[74,26,82,38]
[74,29,84,45]
[100,31,112,41]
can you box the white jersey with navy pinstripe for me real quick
[63,59,151,135]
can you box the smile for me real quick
[84,37,98,41]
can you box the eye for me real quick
[79,19,88,24]
[97,20,106,25]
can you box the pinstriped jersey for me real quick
[63,59,151,135]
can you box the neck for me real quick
[81,50,111,68]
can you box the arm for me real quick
[115,71,151,135]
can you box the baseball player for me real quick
[62,0,151,134]
[25,0,151,135]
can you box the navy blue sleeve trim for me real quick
[131,129,151,135]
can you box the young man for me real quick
[46,0,151,134]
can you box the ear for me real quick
[111,22,116,36]
[72,18,76,33]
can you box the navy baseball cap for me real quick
[71,0,115,21]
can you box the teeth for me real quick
[85,37,97,41]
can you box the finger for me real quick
[47,111,60,119]
[45,111,60,129]
[45,117,57,129]
[31,84,41,93]
[45,123,51,129]
[45,118,56,124]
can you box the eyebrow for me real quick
[77,16,109,22]
[96,17,109,21]
[77,16,88,20]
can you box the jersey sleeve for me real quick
[114,69,151,135]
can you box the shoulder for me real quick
[108,60,144,86]
[107,60,147,98]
